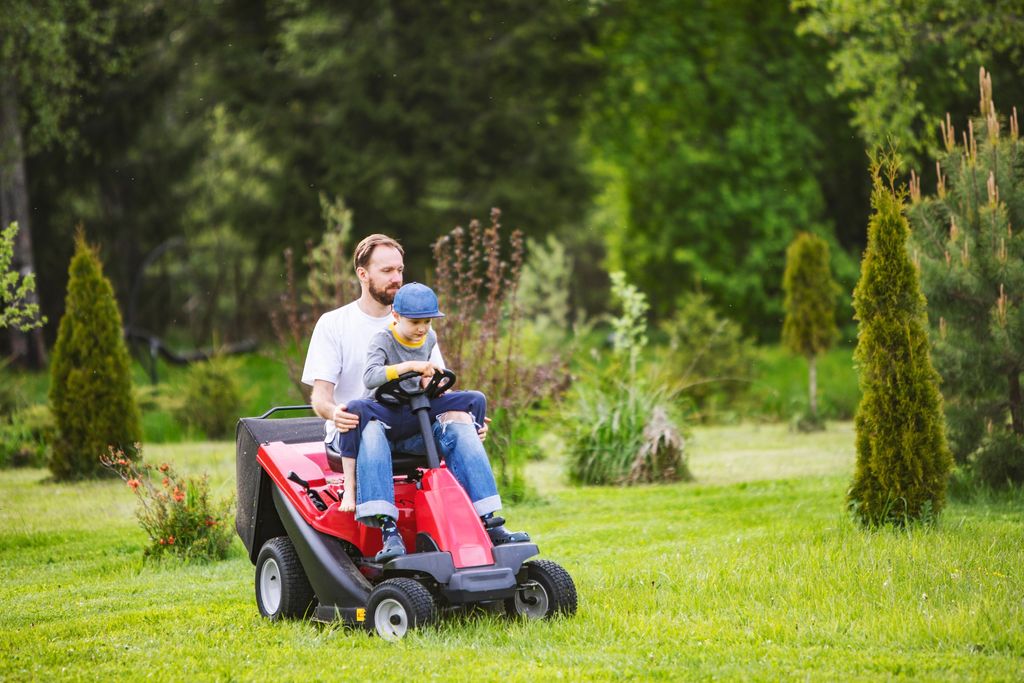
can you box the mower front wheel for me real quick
[367,578,437,641]
[506,559,577,620]
[255,536,316,620]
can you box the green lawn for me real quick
[1,424,1022,681]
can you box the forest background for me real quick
[7,0,1024,361]
[6,0,1024,456]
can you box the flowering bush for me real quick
[102,449,234,561]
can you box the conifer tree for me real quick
[849,155,952,525]
[908,68,1024,486]
[49,232,141,480]
[782,232,839,428]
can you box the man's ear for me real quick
[355,266,368,283]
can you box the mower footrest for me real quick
[445,567,516,603]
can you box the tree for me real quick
[908,68,1024,485]
[1,0,128,366]
[782,232,839,428]
[49,232,141,480]
[796,0,1024,165]
[0,222,44,331]
[586,0,862,335]
[848,154,951,526]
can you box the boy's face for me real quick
[393,313,432,342]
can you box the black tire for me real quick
[367,578,437,640]
[255,536,316,620]
[505,559,577,619]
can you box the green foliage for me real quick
[742,345,860,422]
[848,156,952,526]
[0,404,54,468]
[0,223,45,331]
[587,0,863,334]
[567,273,690,485]
[658,293,756,420]
[783,232,839,358]
[101,451,234,561]
[172,357,243,440]
[971,430,1024,490]
[517,235,573,348]
[796,0,1024,164]
[48,233,141,479]
[907,71,1024,485]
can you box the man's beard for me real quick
[369,280,398,306]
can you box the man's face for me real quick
[360,246,404,306]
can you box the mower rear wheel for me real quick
[506,559,577,619]
[367,578,437,641]
[255,536,316,620]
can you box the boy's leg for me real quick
[338,456,356,512]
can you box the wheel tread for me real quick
[527,559,578,616]
[257,536,316,620]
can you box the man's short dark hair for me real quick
[353,234,404,271]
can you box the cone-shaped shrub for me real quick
[782,232,839,427]
[848,157,952,525]
[49,232,141,479]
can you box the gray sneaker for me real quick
[375,533,406,562]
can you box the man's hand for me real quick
[332,403,360,433]
[478,416,491,442]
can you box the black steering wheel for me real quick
[374,368,457,406]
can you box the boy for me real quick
[331,282,491,560]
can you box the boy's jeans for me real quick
[354,419,501,525]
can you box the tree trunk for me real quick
[1009,370,1023,435]
[0,72,47,367]
[808,354,818,419]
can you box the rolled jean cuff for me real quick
[472,494,501,518]
[355,500,398,525]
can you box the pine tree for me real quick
[907,68,1024,486]
[49,232,141,480]
[849,155,952,525]
[782,232,839,429]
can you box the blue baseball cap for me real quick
[393,283,445,319]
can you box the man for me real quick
[302,234,528,561]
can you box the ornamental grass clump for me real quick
[567,272,690,485]
[102,449,234,561]
[848,152,952,526]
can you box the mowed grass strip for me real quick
[1,425,1022,681]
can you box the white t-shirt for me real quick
[301,300,444,441]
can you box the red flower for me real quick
[127,478,141,491]
[168,536,175,545]
[159,538,166,545]
[162,477,170,488]
[205,518,215,527]
[159,463,169,473]
[172,488,185,503]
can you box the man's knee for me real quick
[438,410,474,425]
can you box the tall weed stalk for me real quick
[432,209,569,499]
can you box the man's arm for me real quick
[311,380,359,432]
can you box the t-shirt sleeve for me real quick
[301,313,341,386]
[363,333,391,389]
[429,333,445,370]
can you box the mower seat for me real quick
[324,448,428,478]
